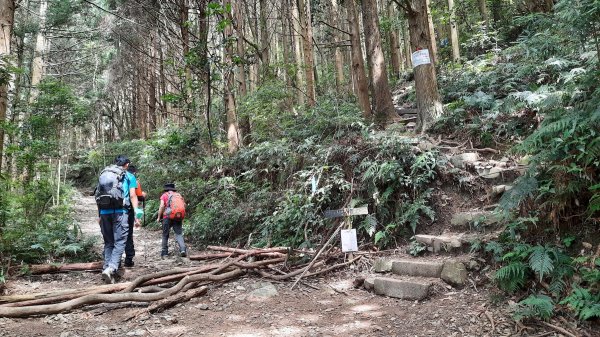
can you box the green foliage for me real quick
[514,294,555,321]
[495,261,528,293]
[560,287,600,321]
[408,240,426,256]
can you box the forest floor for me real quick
[0,194,594,337]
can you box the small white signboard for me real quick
[340,229,358,252]
[411,49,431,68]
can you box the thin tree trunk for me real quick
[387,2,401,79]
[330,0,345,93]
[478,0,488,25]
[259,0,270,80]
[234,0,250,144]
[425,0,437,65]
[361,0,395,125]
[297,0,316,106]
[29,0,48,104]
[405,0,443,132]
[0,0,15,173]
[448,0,460,62]
[402,20,412,68]
[347,0,371,118]
[292,0,305,106]
[224,1,241,152]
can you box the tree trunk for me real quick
[402,20,412,68]
[0,0,15,173]
[330,0,345,93]
[297,0,316,106]
[361,0,395,126]
[291,0,305,106]
[448,0,460,62]
[425,0,437,65]
[387,3,401,79]
[29,0,48,104]
[224,1,241,153]
[346,0,371,118]
[234,0,250,144]
[405,0,443,132]
[259,0,270,80]
[478,0,488,25]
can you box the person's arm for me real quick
[157,199,165,222]
[130,187,139,210]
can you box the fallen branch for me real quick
[256,261,326,281]
[0,269,245,318]
[484,311,495,333]
[124,286,208,321]
[539,321,578,337]
[188,253,234,261]
[23,262,104,275]
[206,246,289,255]
[291,222,344,289]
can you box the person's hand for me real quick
[134,207,144,219]
[134,218,141,228]
[156,218,161,223]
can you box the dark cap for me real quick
[163,183,177,191]
[115,155,131,166]
[128,165,137,173]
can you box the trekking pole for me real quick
[143,199,146,226]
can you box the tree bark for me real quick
[448,0,460,62]
[29,0,47,104]
[402,20,412,68]
[405,0,443,132]
[0,0,15,173]
[346,0,371,118]
[234,0,250,144]
[361,0,395,126]
[425,0,437,65]
[291,0,305,106]
[330,0,345,93]
[259,0,270,79]
[224,0,241,153]
[297,0,316,106]
[478,0,488,25]
[25,262,103,275]
[387,3,402,79]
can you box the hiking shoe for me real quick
[101,267,115,284]
[124,259,134,268]
[161,254,168,260]
[180,250,187,258]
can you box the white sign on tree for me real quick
[412,49,431,68]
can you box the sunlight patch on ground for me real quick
[296,313,321,323]
[269,326,305,336]
[350,304,380,313]
[226,314,246,322]
[331,319,373,334]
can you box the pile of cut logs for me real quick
[0,246,362,318]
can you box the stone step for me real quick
[450,211,502,228]
[414,234,464,253]
[391,260,444,278]
[373,277,432,300]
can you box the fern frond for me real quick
[514,294,554,321]
[529,245,554,282]
[495,262,528,293]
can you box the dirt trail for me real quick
[0,195,580,337]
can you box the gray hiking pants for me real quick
[161,218,186,256]
[100,212,129,270]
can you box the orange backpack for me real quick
[165,192,186,220]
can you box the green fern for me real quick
[514,294,555,321]
[529,245,554,282]
[495,261,528,292]
[560,287,600,320]
[499,175,538,211]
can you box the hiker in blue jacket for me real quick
[95,155,143,283]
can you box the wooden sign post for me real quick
[323,206,369,256]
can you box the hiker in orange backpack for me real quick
[157,183,187,258]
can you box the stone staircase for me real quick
[364,259,468,301]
